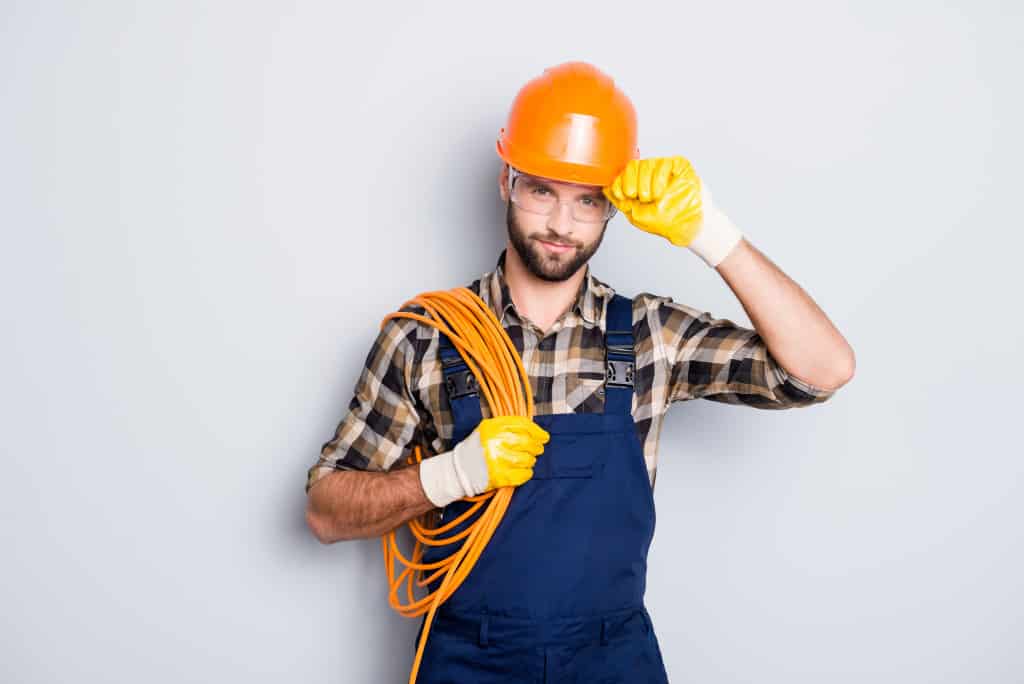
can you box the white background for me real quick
[2,1,1021,682]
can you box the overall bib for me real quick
[415,294,669,683]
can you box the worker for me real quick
[304,60,856,682]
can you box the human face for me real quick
[500,166,609,283]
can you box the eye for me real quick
[580,197,596,207]
[531,186,551,196]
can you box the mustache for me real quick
[535,235,578,248]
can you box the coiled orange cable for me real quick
[379,287,536,684]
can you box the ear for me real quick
[498,163,509,202]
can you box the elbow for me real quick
[821,349,856,391]
[306,502,365,544]
[836,347,856,386]
[305,504,340,545]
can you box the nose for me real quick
[545,199,575,235]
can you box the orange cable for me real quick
[379,287,535,683]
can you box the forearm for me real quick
[714,238,856,390]
[305,463,436,543]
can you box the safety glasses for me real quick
[507,166,617,224]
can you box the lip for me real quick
[538,239,575,254]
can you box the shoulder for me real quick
[585,269,711,329]
[375,296,438,369]
[380,301,427,340]
[608,289,695,327]
[632,291,714,328]
[623,291,733,349]
[465,277,484,295]
[631,291,699,317]
[381,276,483,358]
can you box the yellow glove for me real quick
[419,416,550,507]
[473,416,550,489]
[603,156,744,267]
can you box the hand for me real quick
[603,156,744,267]
[468,416,550,490]
[603,156,705,247]
[419,416,550,507]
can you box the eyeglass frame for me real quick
[506,166,618,223]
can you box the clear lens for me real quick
[510,171,613,223]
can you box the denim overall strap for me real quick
[437,329,483,448]
[603,293,635,417]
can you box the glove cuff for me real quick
[418,431,489,508]
[688,182,744,268]
[452,431,489,497]
[418,450,464,508]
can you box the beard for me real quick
[505,201,607,283]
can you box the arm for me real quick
[306,415,551,543]
[304,310,429,543]
[715,238,855,391]
[603,156,856,402]
[303,307,550,544]
[654,294,841,410]
[305,463,435,543]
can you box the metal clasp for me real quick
[444,369,478,399]
[606,359,635,388]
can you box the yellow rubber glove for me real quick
[603,156,744,267]
[419,416,551,507]
[474,416,550,488]
[603,156,704,246]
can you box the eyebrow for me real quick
[527,176,604,199]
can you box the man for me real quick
[305,61,855,682]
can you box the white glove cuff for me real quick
[452,433,489,497]
[418,433,489,508]
[418,450,464,508]
[688,182,744,268]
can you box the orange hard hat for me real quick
[496,61,639,188]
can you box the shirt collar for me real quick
[480,249,614,327]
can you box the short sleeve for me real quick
[656,297,837,410]
[305,313,425,494]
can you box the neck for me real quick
[502,242,586,333]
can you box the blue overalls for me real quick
[415,294,669,683]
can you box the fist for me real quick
[474,416,550,490]
[603,156,709,247]
[419,416,551,508]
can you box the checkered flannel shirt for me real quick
[306,249,836,494]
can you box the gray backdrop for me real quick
[2,1,1021,682]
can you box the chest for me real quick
[417,320,610,426]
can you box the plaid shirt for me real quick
[306,249,836,494]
